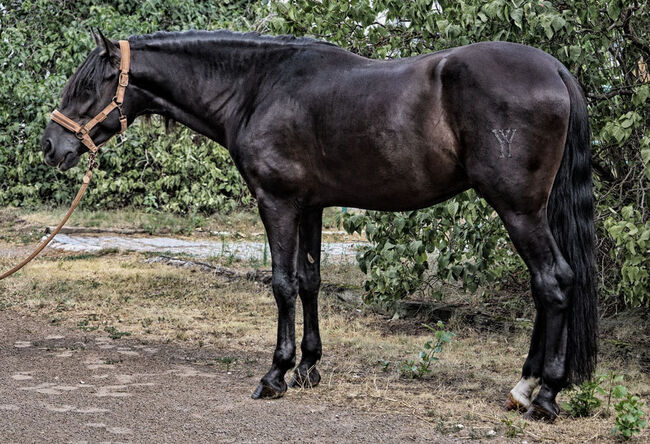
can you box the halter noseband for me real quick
[51,40,131,153]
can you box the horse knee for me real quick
[272,273,298,303]
[298,270,321,297]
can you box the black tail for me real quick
[549,68,598,385]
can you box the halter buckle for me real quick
[119,72,129,87]
[119,115,128,133]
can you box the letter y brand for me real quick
[492,128,517,158]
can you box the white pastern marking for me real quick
[492,128,517,158]
[510,376,540,408]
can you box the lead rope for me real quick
[0,153,97,280]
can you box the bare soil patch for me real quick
[0,310,446,443]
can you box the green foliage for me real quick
[272,0,650,309]
[563,375,606,417]
[215,356,238,373]
[500,413,527,438]
[104,325,131,340]
[562,372,647,438]
[398,321,454,379]
[342,191,523,304]
[1,0,258,214]
[612,391,647,440]
[604,205,650,307]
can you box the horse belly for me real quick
[312,80,467,208]
[313,134,468,211]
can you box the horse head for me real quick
[42,29,128,171]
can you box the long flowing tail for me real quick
[548,68,598,384]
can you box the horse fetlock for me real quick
[523,396,560,422]
[288,365,321,389]
[300,336,322,359]
[541,359,569,390]
[273,349,296,372]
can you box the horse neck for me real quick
[127,38,292,147]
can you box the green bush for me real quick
[604,206,650,308]
[563,375,606,417]
[561,373,647,438]
[342,191,523,305]
[398,321,455,379]
[612,389,647,440]
[0,0,258,214]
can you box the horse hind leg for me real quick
[289,208,323,389]
[493,208,574,421]
[505,304,544,411]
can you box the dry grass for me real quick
[1,250,647,442]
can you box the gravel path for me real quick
[46,234,365,264]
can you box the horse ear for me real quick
[95,28,120,67]
[91,28,101,47]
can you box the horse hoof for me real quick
[523,400,558,422]
[504,393,529,412]
[251,381,286,399]
[288,367,321,389]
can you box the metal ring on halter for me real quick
[75,128,89,140]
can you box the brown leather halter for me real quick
[0,40,131,281]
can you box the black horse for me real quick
[42,30,597,421]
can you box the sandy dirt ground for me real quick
[0,310,451,443]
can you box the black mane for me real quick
[60,48,109,107]
[128,29,337,48]
[60,30,337,105]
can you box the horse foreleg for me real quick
[251,196,300,399]
[289,208,324,389]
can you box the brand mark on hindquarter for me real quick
[492,128,517,158]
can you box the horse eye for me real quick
[103,70,117,81]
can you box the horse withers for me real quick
[42,30,597,421]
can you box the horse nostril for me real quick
[43,139,53,155]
